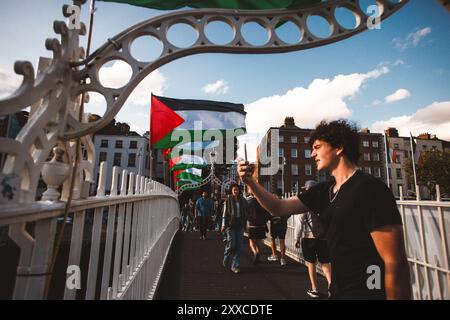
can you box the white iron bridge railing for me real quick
[279,185,450,300]
[0,162,180,300]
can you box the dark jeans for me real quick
[224,227,244,269]
[198,216,209,238]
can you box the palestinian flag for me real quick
[409,133,424,167]
[169,154,207,172]
[150,94,246,149]
[98,0,322,10]
[410,133,418,163]
[164,140,220,160]
[175,168,203,190]
[162,148,172,159]
[384,136,397,164]
[176,168,203,183]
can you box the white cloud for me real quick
[372,99,382,106]
[371,101,450,140]
[393,27,431,51]
[88,60,167,135]
[202,79,229,95]
[129,124,147,134]
[240,66,390,161]
[393,59,405,66]
[385,89,411,103]
[364,66,390,80]
[98,60,166,105]
[0,61,165,136]
[0,69,21,99]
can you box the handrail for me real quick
[0,163,180,300]
[0,193,177,227]
[282,190,450,300]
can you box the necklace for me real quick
[329,185,340,203]
[328,169,358,203]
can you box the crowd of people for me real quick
[179,181,330,298]
[178,119,411,300]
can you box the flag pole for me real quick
[86,0,97,55]
[409,132,418,188]
[148,92,155,180]
[383,133,391,189]
[409,132,419,200]
[149,94,153,180]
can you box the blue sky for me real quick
[0,0,449,160]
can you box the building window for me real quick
[305,164,312,176]
[279,147,284,157]
[394,143,399,149]
[304,136,310,144]
[364,152,371,161]
[113,153,122,166]
[364,167,371,174]
[396,168,402,180]
[99,152,107,165]
[279,135,284,143]
[115,140,123,149]
[363,140,369,147]
[291,136,297,143]
[404,151,409,159]
[128,153,136,167]
[277,179,282,189]
[374,167,381,178]
[372,141,379,148]
[304,149,311,158]
[395,154,401,164]
[100,139,108,148]
[291,148,298,158]
[291,181,298,193]
[129,141,138,149]
[291,164,298,175]
[373,153,380,161]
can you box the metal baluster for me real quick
[63,210,86,300]
[112,170,127,298]
[121,171,134,287]
[86,163,112,299]
[100,166,120,299]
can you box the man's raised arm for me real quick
[237,160,310,217]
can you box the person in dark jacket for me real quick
[221,183,248,273]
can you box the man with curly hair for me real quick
[238,119,411,300]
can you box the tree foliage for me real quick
[403,150,450,198]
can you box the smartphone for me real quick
[244,144,254,175]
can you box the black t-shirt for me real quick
[298,170,402,299]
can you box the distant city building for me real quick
[385,128,445,198]
[359,128,386,185]
[256,117,325,194]
[256,119,425,196]
[92,117,151,193]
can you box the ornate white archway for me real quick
[0,0,410,205]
